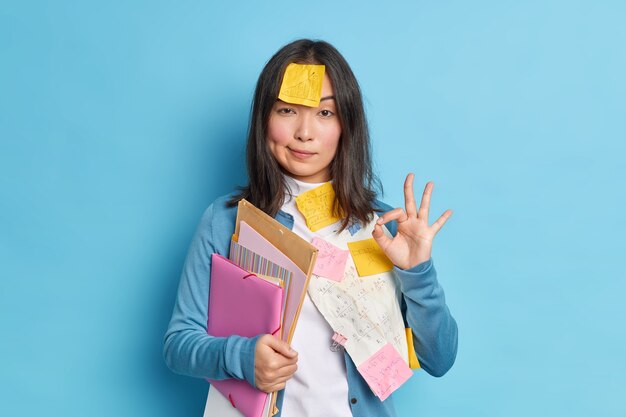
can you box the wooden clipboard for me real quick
[235,199,318,342]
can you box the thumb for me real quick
[371,223,391,252]
[264,335,297,358]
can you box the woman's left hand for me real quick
[372,173,452,270]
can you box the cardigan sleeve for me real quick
[394,259,458,377]
[163,204,259,387]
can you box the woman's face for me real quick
[267,73,342,183]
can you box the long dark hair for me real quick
[228,39,381,230]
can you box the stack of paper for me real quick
[204,200,318,417]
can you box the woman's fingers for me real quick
[263,381,287,393]
[256,359,298,391]
[373,208,409,250]
[259,380,286,393]
[418,182,433,220]
[432,209,453,234]
[378,208,409,225]
[260,362,297,380]
[274,363,298,379]
[375,182,452,240]
[257,363,298,393]
[371,223,392,252]
[255,334,300,392]
[404,173,418,218]
[271,365,298,384]
[262,334,298,359]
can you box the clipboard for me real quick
[235,199,318,343]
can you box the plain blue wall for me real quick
[1,1,625,416]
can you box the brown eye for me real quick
[319,110,334,117]
[277,107,295,115]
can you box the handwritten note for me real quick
[278,63,325,107]
[311,237,349,282]
[357,343,413,401]
[347,238,394,277]
[295,182,342,232]
[306,217,412,399]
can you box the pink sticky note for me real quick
[311,237,349,282]
[357,343,413,401]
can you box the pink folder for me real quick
[207,254,283,417]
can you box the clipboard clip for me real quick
[330,332,347,352]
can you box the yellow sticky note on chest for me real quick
[278,63,325,107]
[295,182,342,232]
[347,238,394,277]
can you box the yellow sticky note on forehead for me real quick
[295,182,342,232]
[278,63,326,107]
[347,238,394,277]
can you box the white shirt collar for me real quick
[283,174,331,199]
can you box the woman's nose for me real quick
[294,114,314,141]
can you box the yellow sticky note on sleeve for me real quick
[347,238,394,277]
[295,182,343,232]
[278,63,325,107]
[405,328,421,369]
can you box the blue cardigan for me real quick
[163,193,458,417]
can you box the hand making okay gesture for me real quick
[372,173,453,270]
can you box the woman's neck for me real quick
[283,174,331,197]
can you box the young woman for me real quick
[164,39,458,417]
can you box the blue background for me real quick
[1,1,625,416]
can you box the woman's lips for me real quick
[289,148,316,159]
